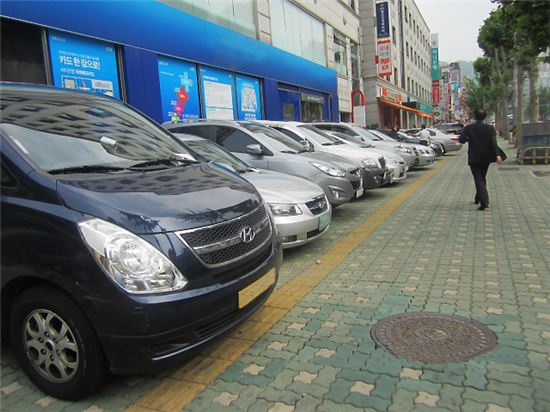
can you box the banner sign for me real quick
[48,30,120,98]
[377,39,392,77]
[431,47,439,80]
[158,56,200,123]
[432,80,440,104]
[375,2,390,38]
[235,75,262,120]
[200,67,236,120]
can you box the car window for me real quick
[239,123,304,153]
[176,125,212,139]
[0,90,192,173]
[215,126,257,153]
[1,163,16,188]
[184,139,249,172]
[272,127,302,143]
[298,125,340,145]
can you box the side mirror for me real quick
[300,140,314,151]
[246,144,263,155]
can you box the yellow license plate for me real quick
[238,269,276,309]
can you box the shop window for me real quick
[1,18,47,84]
[392,26,396,45]
[333,32,348,77]
[161,0,255,39]
[301,94,324,122]
[269,0,326,66]
[394,68,398,86]
[350,42,359,83]
[283,103,297,121]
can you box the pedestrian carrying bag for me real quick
[496,145,507,161]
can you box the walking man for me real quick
[418,124,431,146]
[459,109,502,210]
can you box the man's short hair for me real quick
[474,109,487,121]
[421,124,426,129]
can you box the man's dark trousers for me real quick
[470,163,490,207]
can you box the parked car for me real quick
[435,122,464,135]
[403,128,462,153]
[173,133,331,248]
[164,121,363,206]
[374,130,436,167]
[0,84,282,400]
[310,122,415,172]
[258,121,391,188]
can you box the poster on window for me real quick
[158,57,200,123]
[235,75,262,120]
[48,30,120,99]
[200,67,235,120]
[375,2,390,38]
[377,39,392,77]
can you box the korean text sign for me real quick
[200,67,236,120]
[48,31,120,99]
[236,75,262,120]
[157,56,200,122]
[377,39,392,77]
[376,2,390,38]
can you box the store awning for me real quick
[378,98,433,118]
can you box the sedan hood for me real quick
[57,163,261,234]
[299,150,358,171]
[243,169,324,204]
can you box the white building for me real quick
[359,0,433,128]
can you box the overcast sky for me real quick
[415,0,498,62]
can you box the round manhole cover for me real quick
[370,312,497,363]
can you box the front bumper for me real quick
[276,206,331,249]
[96,241,283,374]
[386,162,407,183]
[311,173,356,206]
[417,154,435,166]
[361,166,386,189]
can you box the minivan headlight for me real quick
[269,203,302,216]
[310,162,346,177]
[361,158,377,167]
[79,218,187,294]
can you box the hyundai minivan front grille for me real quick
[177,204,272,267]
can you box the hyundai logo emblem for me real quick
[239,226,256,243]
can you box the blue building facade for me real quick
[1,1,339,123]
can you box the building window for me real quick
[333,31,348,77]
[394,68,398,85]
[392,26,396,44]
[406,42,409,57]
[404,6,408,21]
[165,0,256,38]
[350,41,359,84]
[407,77,410,91]
[269,0,326,66]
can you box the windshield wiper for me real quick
[48,165,127,175]
[321,143,334,146]
[333,141,345,145]
[280,150,298,154]
[128,157,199,170]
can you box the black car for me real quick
[0,84,282,400]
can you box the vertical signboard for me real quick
[48,30,120,98]
[377,39,392,77]
[431,34,440,105]
[200,67,236,120]
[235,75,262,120]
[432,80,440,103]
[157,56,200,123]
[375,2,390,38]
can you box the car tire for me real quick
[10,285,108,400]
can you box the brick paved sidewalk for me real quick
[2,147,549,412]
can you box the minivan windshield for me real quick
[0,90,193,173]
[239,123,306,154]
[182,138,250,173]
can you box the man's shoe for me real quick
[478,205,488,211]
[474,198,480,205]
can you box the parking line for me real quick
[127,157,451,412]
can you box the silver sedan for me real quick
[173,133,332,249]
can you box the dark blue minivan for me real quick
[0,84,282,399]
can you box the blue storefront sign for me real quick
[200,67,236,120]
[235,75,262,120]
[376,2,390,38]
[157,56,200,123]
[48,30,120,98]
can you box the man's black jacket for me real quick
[459,121,498,165]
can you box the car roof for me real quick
[171,133,205,142]
[0,81,117,102]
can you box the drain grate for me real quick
[370,312,497,363]
[532,170,550,177]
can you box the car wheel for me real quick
[10,285,108,400]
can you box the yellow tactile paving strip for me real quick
[127,156,451,412]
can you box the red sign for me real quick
[377,39,392,77]
[432,80,440,104]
